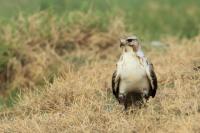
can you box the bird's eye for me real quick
[127,39,137,42]
[127,39,133,42]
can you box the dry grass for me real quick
[0,36,200,132]
[0,12,125,96]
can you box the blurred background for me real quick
[0,0,200,108]
[1,0,200,38]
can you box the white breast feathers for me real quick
[117,52,150,94]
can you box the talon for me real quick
[118,93,126,104]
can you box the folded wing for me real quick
[143,58,158,97]
[112,70,120,99]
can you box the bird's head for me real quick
[120,36,140,52]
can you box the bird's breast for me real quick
[120,60,146,81]
[117,53,149,90]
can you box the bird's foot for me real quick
[118,93,128,110]
[118,93,126,104]
[142,90,149,102]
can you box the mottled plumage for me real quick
[112,36,157,109]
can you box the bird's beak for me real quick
[120,39,126,47]
[129,41,138,47]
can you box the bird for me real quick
[112,36,157,109]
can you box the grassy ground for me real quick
[0,0,200,39]
[0,38,200,132]
[0,0,200,132]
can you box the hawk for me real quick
[112,36,157,109]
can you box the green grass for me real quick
[0,44,12,72]
[0,0,200,39]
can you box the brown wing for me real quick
[145,59,158,97]
[112,70,120,99]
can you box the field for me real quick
[0,0,200,132]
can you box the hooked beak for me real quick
[129,41,138,47]
[120,39,126,47]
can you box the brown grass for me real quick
[0,12,125,96]
[0,36,200,132]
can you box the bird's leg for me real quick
[143,90,149,102]
[118,93,128,110]
[118,93,125,103]
[124,96,128,110]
